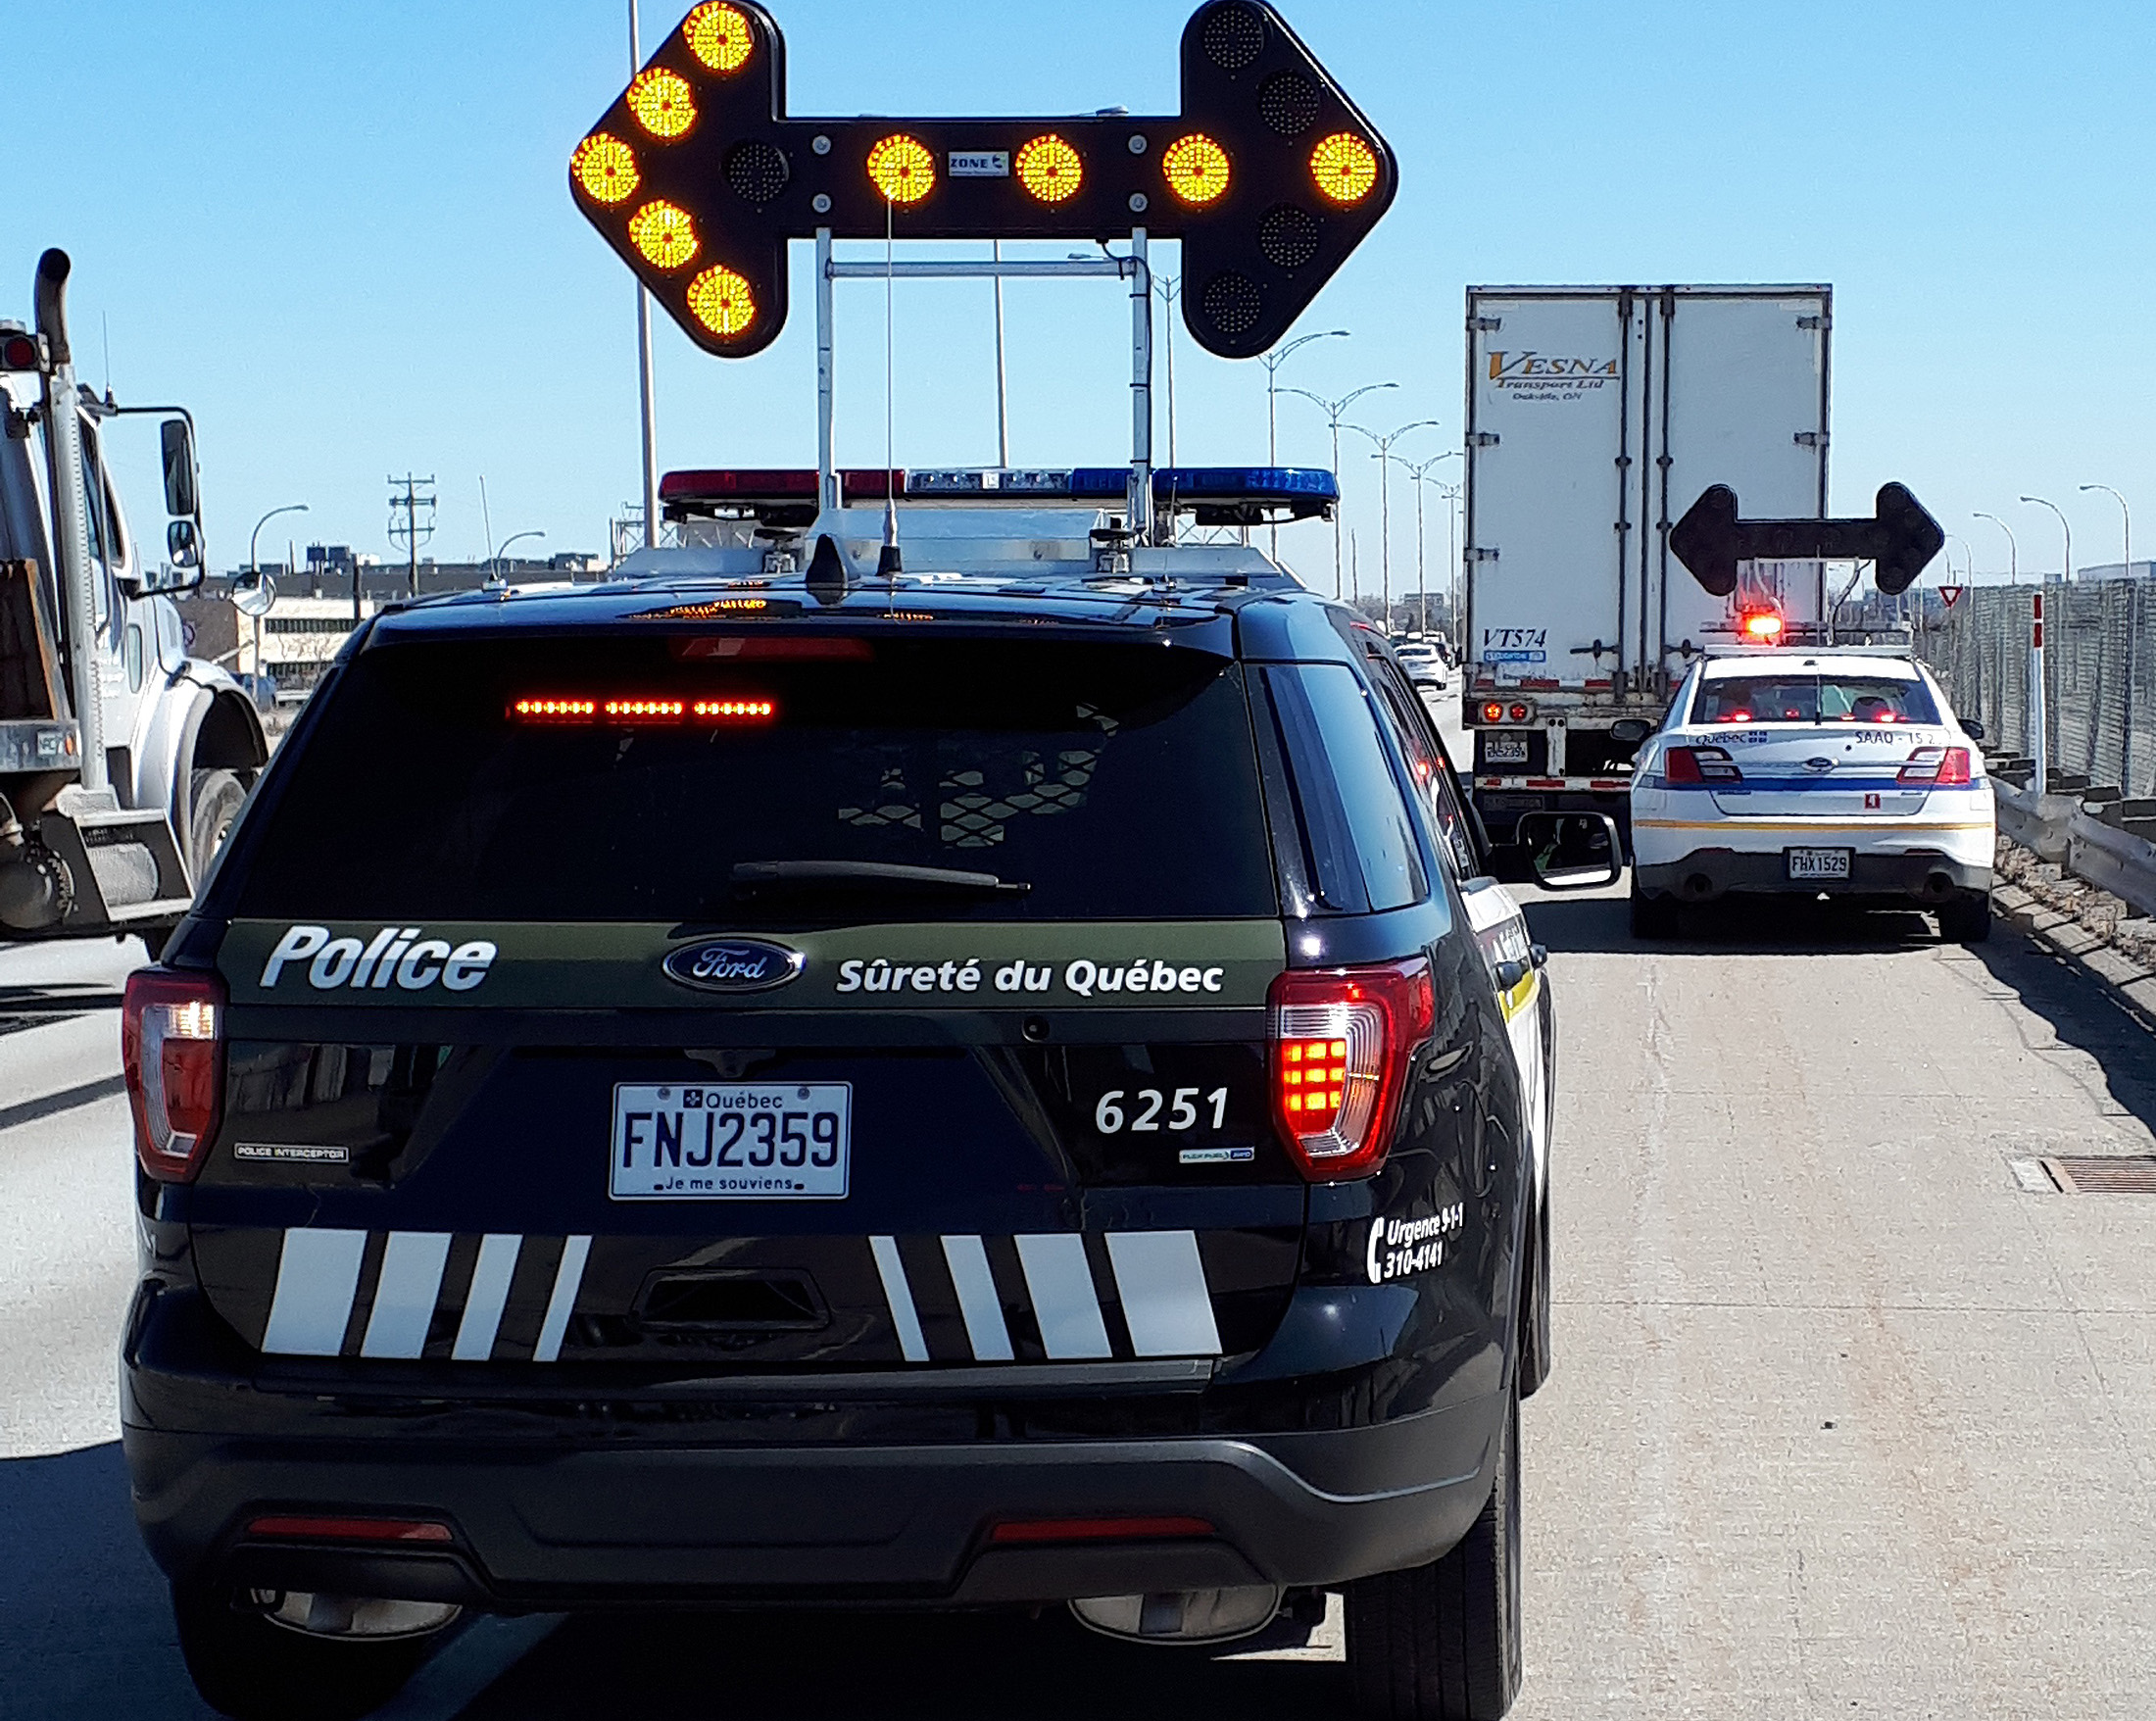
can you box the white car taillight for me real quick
[1269,959,1434,1180]
[1898,746,1974,786]
[122,969,226,1183]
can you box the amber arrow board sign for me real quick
[568,1,1396,359]
[1670,482,1947,598]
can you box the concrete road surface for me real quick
[5,859,2155,1718]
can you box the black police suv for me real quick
[122,554,1604,1719]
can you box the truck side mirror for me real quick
[1516,811,1625,892]
[166,518,201,569]
[1609,717,1650,745]
[160,418,199,518]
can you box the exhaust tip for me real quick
[1681,873,1716,901]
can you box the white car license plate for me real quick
[1485,733,1530,765]
[1786,847,1853,881]
[611,1082,851,1201]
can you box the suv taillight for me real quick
[1899,746,1973,786]
[1269,959,1434,1180]
[1662,745,1741,785]
[122,968,226,1183]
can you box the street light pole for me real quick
[1283,382,1396,599]
[1152,272,1181,470]
[2080,484,2131,582]
[1260,329,1348,560]
[1974,512,2018,583]
[1350,419,1441,634]
[246,502,307,684]
[2021,494,2073,585]
[489,529,547,585]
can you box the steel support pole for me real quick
[816,227,837,515]
[992,239,1009,468]
[1128,228,1152,543]
[629,0,659,548]
[2031,591,2048,791]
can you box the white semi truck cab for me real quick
[0,248,267,940]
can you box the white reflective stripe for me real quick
[261,1229,368,1356]
[940,1235,1014,1362]
[870,1236,930,1362]
[531,1236,591,1363]
[1106,1230,1220,1357]
[451,1234,522,1361]
[1015,1234,1111,1360]
[359,1232,452,1359]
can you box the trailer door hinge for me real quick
[1467,431,1499,448]
[1796,316,1829,330]
[1793,430,1828,448]
[1468,547,1499,563]
[1469,316,1502,332]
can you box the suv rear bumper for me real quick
[127,1396,1502,1609]
[1635,847,1992,904]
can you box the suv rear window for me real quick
[233,633,1278,923]
[1691,672,1939,726]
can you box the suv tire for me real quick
[187,767,246,884]
[1628,885,1679,941]
[1937,890,1992,945]
[172,1583,440,1721]
[1347,1385,1523,1720]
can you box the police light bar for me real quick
[662,466,1337,523]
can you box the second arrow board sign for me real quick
[1670,482,1946,597]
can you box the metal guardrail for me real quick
[1991,775,2156,914]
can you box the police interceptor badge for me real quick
[663,937,806,994]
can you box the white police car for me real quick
[1629,649,1994,940]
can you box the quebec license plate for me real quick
[1484,733,1531,765]
[1786,847,1853,881]
[611,1082,851,1201]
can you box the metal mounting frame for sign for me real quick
[812,230,1156,536]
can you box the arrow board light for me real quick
[1669,482,1946,599]
[569,1,1397,359]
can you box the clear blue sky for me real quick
[6,0,2152,586]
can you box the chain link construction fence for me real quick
[1918,576,2156,798]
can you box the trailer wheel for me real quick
[187,768,246,885]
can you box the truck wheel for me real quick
[1937,889,1992,945]
[187,768,246,884]
[1628,885,1679,941]
[171,1583,441,1721]
[1346,1385,1523,1720]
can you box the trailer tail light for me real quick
[1269,960,1433,1180]
[1661,746,1742,786]
[1476,700,1535,726]
[1899,746,1973,786]
[122,969,226,1183]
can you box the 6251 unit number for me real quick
[1094,1087,1230,1134]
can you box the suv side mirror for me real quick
[1609,717,1650,746]
[160,418,199,518]
[166,517,201,569]
[1515,811,1625,891]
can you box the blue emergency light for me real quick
[667,466,1338,526]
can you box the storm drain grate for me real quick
[2038,1156,2156,1196]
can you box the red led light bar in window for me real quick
[511,696,777,725]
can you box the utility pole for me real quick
[386,474,437,599]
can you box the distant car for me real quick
[1629,649,1994,941]
[1394,644,1446,690]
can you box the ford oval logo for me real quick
[1804,757,1837,772]
[662,938,805,994]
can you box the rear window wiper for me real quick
[730,860,1032,898]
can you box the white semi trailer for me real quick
[1459,283,1831,843]
[0,249,267,940]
